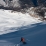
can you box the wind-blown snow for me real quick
[0,9,41,35]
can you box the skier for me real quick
[20,37,26,44]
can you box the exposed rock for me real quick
[0,0,46,10]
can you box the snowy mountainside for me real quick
[27,7,46,20]
[0,9,41,35]
[0,21,46,46]
[0,0,46,10]
[0,0,21,8]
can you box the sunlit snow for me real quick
[0,9,41,35]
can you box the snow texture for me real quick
[0,9,41,35]
[0,9,46,46]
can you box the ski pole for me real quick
[26,39,30,41]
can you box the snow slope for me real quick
[0,9,41,35]
[0,9,46,46]
[0,22,46,46]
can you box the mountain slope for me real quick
[0,9,41,35]
[0,22,46,46]
[0,0,46,10]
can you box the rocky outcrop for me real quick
[0,0,46,10]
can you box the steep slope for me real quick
[0,22,46,46]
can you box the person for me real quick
[20,37,26,44]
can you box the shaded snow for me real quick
[0,40,14,46]
[0,22,46,46]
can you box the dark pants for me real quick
[23,42,26,44]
